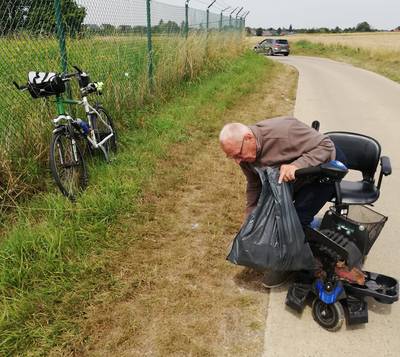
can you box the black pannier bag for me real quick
[27,72,66,98]
[227,166,316,271]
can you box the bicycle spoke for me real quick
[50,131,87,199]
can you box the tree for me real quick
[289,24,293,32]
[85,24,100,33]
[356,21,371,32]
[132,25,147,35]
[101,24,116,34]
[61,0,86,36]
[118,25,133,33]
[0,0,86,36]
[0,1,26,35]
[332,26,342,33]
[255,27,263,36]
[153,19,181,34]
[277,27,282,35]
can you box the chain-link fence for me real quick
[0,0,247,206]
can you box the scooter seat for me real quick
[338,180,380,205]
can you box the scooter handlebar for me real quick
[294,161,348,181]
[295,166,322,178]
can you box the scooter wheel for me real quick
[312,298,344,331]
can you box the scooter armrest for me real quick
[380,156,391,176]
[377,156,391,190]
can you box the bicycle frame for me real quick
[52,94,114,159]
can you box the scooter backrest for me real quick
[326,131,381,183]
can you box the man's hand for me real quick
[278,164,298,184]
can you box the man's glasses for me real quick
[227,137,245,160]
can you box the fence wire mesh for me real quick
[0,0,245,206]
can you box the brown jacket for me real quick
[240,117,336,213]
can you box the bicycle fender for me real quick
[52,125,67,135]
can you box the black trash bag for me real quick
[227,166,316,271]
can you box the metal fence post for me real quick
[146,0,154,90]
[206,0,216,34]
[185,0,190,38]
[220,7,230,32]
[54,0,68,73]
[229,7,238,29]
[235,7,243,31]
[243,11,250,31]
[54,0,74,105]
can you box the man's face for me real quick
[223,134,256,164]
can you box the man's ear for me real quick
[244,132,253,141]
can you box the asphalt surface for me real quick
[263,56,400,357]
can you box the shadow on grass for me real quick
[233,267,267,292]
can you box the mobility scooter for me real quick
[285,121,399,331]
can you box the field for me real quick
[291,32,400,51]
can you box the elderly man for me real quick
[220,116,346,287]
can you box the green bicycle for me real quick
[14,66,117,200]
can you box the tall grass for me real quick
[0,51,273,355]
[0,32,246,206]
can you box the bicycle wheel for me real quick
[49,127,88,200]
[91,105,117,161]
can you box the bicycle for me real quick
[14,66,117,200]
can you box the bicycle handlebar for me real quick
[61,66,88,81]
[72,65,83,73]
[62,72,78,79]
[13,81,28,91]
[62,65,85,79]
[14,66,97,93]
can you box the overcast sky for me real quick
[160,0,400,30]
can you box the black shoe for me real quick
[262,270,294,288]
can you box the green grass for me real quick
[0,51,274,356]
[292,39,400,83]
[0,33,245,203]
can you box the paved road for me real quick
[263,56,400,357]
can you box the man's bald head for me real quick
[219,123,257,163]
[219,123,251,149]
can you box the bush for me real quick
[255,27,263,36]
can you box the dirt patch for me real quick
[54,60,297,356]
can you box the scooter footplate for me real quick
[346,295,368,325]
[286,283,311,312]
[344,271,399,304]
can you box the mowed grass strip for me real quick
[0,52,283,356]
[291,38,400,83]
